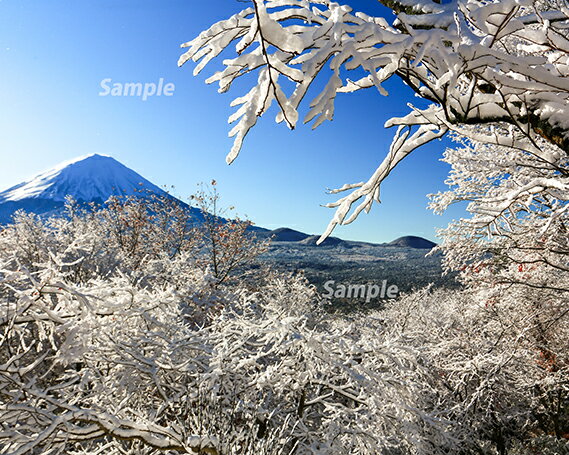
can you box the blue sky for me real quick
[0,0,466,243]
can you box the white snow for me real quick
[0,154,166,204]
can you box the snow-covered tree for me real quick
[179,0,568,240]
[381,286,569,454]
[1,185,568,453]
[3,203,566,454]
[420,131,569,453]
[430,131,569,292]
[0,199,457,455]
[190,181,270,286]
[178,7,569,451]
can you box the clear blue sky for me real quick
[0,0,466,243]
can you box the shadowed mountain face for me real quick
[387,236,437,249]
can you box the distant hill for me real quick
[258,228,435,250]
[267,227,310,242]
[299,235,346,247]
[387,236,437,249]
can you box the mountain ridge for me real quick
[0,155,437,249]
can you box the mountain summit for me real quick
[387,236,437,249]
[0,154,169,224]
[0,154,166,204]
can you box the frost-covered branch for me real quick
[1,185,568,453]
[0,201,456,454]
[180,0,569,240]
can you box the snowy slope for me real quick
[0,154,175,224]
[0,154,168,204]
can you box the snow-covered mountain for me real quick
[0,154,176,224]
[0,155,437,252]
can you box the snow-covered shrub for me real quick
[3,236,567,454]
[1,187,567,454]
[1,189,269,288]
[381,286,569,453]
[0,196,453,455]
[0,266,454,454]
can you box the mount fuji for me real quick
[0,154,186,224]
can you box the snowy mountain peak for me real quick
[0,154,172,224]
[0,154,166,205]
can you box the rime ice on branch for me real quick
[179,0,569,241]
